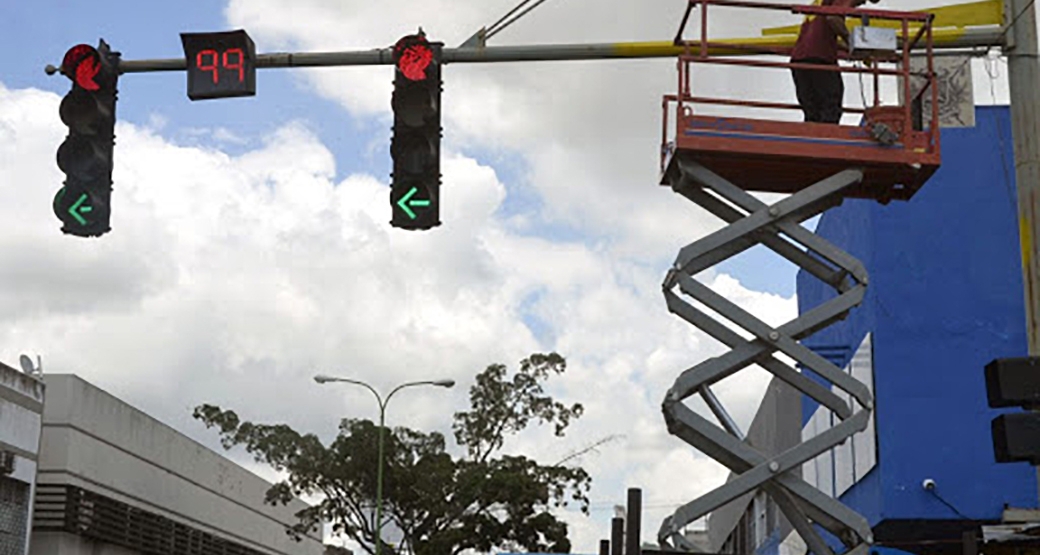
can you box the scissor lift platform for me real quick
[660,0,940,203]
[662,114,940,202]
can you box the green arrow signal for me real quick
[68,192,93,225]
[396,186,431,220]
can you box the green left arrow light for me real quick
[396,186,431,220]
[68,192,93,225]
[54,187,109,237]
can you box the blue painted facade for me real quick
[796,106,1037,532]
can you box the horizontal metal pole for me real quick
[110,29,1003,74]
[116,42,694,73]
[119,49,391,73]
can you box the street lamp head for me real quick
[432,379,455,388]
[314,374,335,384]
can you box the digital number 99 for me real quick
[196,48,245,84]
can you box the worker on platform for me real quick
[790,0,875,123]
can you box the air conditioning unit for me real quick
[0,451,15,476]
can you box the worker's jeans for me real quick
[791,59,844,124]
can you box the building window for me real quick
[0,476,30,555]
[33,484,270,555]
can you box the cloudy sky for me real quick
[0,0,1012,552]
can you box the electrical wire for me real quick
[485,0,556,41]
[984,53,1020,211]
[927,489,972,520]
[586,501,713,512]
[485,0,534,37]
[985,53,1002,101]
[1002,0,1038,39]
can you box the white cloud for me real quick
[1,0,805,546]
[9,0,1019,549]
[222,0,748,259]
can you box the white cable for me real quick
[486,0,536,35]
[984,52,1000,103]
[485,0,556,41]
[856,61,870,110]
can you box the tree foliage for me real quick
[193,352,590,555]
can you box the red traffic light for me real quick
[62,44,102,91]
[394,35,434,81]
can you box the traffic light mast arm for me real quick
[46,26,1002,76]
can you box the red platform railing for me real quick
[661,0,940,201]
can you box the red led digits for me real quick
[223,48,244,82]
[196,48,245,84]
[197,49,220,84]
[180,31,256,100]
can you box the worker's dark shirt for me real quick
[790,0,855,62]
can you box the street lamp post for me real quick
[314,374,455,555]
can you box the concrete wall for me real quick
[0,361,44,555]
[32,373,323,555]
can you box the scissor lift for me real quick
[656,3,939,555]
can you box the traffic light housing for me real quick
[54,40,119,237]
[985,357,1040,464]
[390,34,442,230]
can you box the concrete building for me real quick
[0,364,325,555]
[707,378,806,555]
[708,106,1039,555]
[0,361,44,555]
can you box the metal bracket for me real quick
[460,28,488,49]
[658,157,875,555]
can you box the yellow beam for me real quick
[610,25,997,58]
[760,0,1003,36]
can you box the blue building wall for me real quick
[796,106,1036,527]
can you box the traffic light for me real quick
[985,357,1040,464]
[390,33,442,230]
[54,40,119,237]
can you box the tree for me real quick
[193,352,591,555]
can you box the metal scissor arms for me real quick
[659,516,699,551]
[662,287,854,419]
[668,161,867,282]
[658,156,876,555]
[661,403,872,538]
[666,273,873,409]
[672,184,852,292]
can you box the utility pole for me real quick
[1003,0,1040,500]
[1006,0,1040,355]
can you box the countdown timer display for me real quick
[180,30,256,100]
